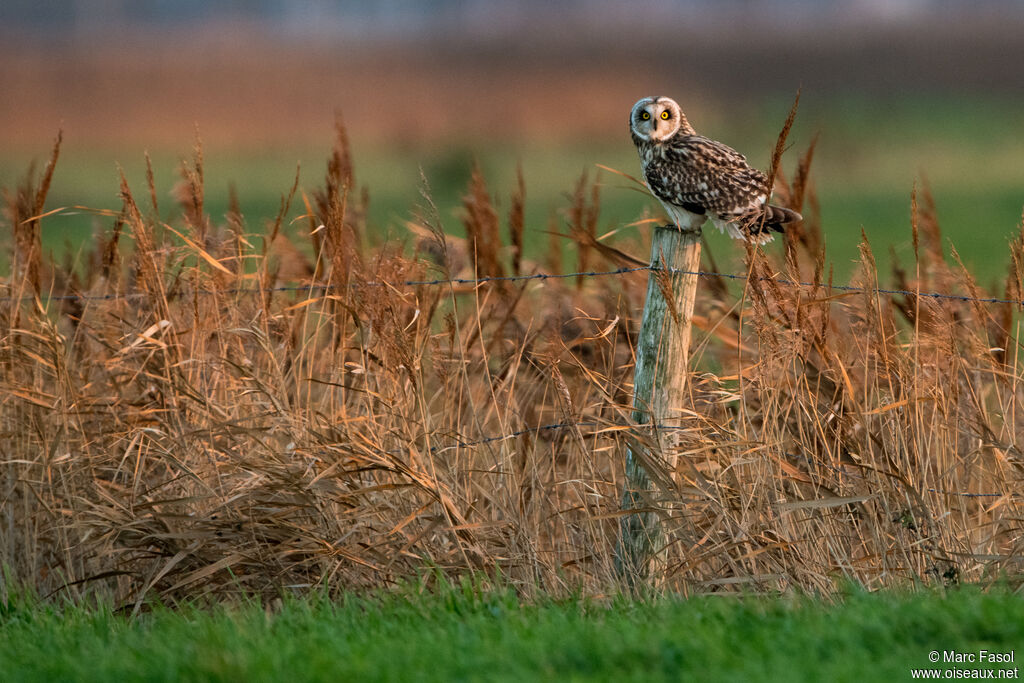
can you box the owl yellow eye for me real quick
[641,111,651,120]
[660,111,671,120]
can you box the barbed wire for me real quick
[4,265,1023,307]
[418,419,1011,500]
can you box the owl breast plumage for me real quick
[630,96,801,243]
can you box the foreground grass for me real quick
[2,586,1021,682]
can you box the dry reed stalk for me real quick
[461,163,504,281]
[4,132,60,302]
[508,164,525,277]
[567,171,601,291]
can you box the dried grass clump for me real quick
[1,128,1022,609]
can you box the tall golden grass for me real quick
[2,125,1022,608]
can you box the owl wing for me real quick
[645,135,769,219]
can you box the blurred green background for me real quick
[1,2,1022,285]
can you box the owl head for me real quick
[630,96,690,142]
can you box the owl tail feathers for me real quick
[746,204,802,242]
[764,204,802,225]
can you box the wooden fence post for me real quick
[615,225,702,588]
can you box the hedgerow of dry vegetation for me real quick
[2,125,1022,608]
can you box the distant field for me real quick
[2,585,1021,682]
[2,30,1023,284]
[3,91,1022,283]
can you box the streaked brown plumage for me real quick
[629,96,801,243]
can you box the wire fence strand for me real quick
[399,420,1009,500]
[5,265,1023,307]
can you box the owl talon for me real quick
[660,223,701,236]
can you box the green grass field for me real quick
[2,584,1021,682]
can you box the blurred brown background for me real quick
[3,1,1024,151]
[2,1,1024,276]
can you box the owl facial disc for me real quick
[630,96,682,142]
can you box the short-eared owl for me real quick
[630,96,801,243]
